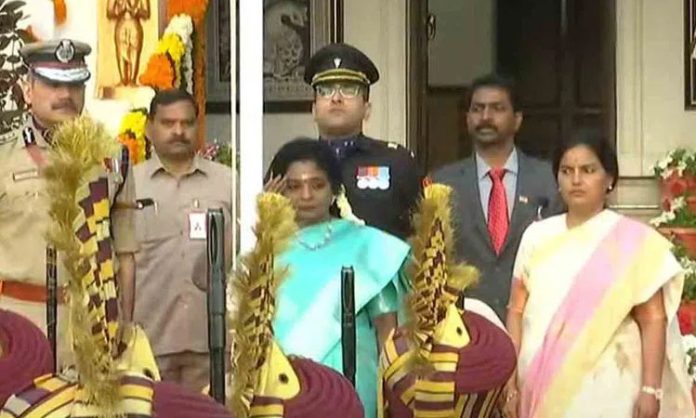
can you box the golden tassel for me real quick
[228,193,298,417]
[405,184,479,373]
[43,116,122,417]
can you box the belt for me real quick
[0,279,66,304]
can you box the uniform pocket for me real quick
[3,171,47,216]
[135,205,178,243]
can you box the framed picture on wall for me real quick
[205,0,234,113]
[262,0,332,112]
[686,0,696,109]
[206,0,339,113]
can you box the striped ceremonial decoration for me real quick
[42,117,125,412]
[245,357,364,418]
[229,194,362,418]
[279,357,363,418]
[1,375,234,418]
[0,374,154,418]
[75,175,122,354]
[151,382,231,418]
[381,311,515,418]
[379,184,515,418]
[249,396,284,418]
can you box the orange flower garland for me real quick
[116,108,149,165]
[166,0,210,149]
[54,0,67,25]
[139,51,177,90]
[166,0,208,25]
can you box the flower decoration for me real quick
[53,0,66,25]
[116,108,149,165]
[163,14,194,93]
[167,0,208,26]
[651,197,694,227]
[683,334,696,383]
[166,0,210,149]
[199,139,237,168]
[139,14,193,92]
[139,54,176,91]
[653,148,696,179]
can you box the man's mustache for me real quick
[475,124,497,132]
[51,101,77,111]
[169,136,191,144]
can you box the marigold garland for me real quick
[157,33,186,87]
[139,53,176,91]
[166,0,208,25]
[134,1,209,154]
[54,0,67,25]
[166,0,210,148]
[116,108,148,164]
[139,14,193,91]
[163,15,194,93]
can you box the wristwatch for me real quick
[641,386,663,401]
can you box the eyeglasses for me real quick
[315,83,364,99]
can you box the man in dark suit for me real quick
[306,43,424,240]
[431,73,561,319]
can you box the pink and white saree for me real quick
[512,210,694,417]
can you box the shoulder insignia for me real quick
[387,142,399,149]
[0,129,20,146]
[22,127,36,146]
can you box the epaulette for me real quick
[386,141,416,158]
[0,128,20,146]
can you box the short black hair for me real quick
[468,73,519,111]
[148,89,198,119]
[265,137,343,195]
[552,128,619,191]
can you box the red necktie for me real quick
[488,168,509,254]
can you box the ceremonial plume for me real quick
[406,184,479,372]
[43,116,122,416]
[228,193,298,417]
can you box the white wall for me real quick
[205,113,315,171]
[616,0,696,176]
[428,0,495,86]
[344,0,407,145]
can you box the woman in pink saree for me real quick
[504,130,694,418]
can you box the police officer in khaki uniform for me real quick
[0,39,138,367]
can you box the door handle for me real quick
[426,13,437,41]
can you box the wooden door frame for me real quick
[407,0,618,170]
[604,0,617,148]
[406,0,429,169]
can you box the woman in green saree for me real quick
[264,138,410,418]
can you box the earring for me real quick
[607,185,614,192]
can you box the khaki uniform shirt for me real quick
[0,119,138,286]
[133,154,233,356]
